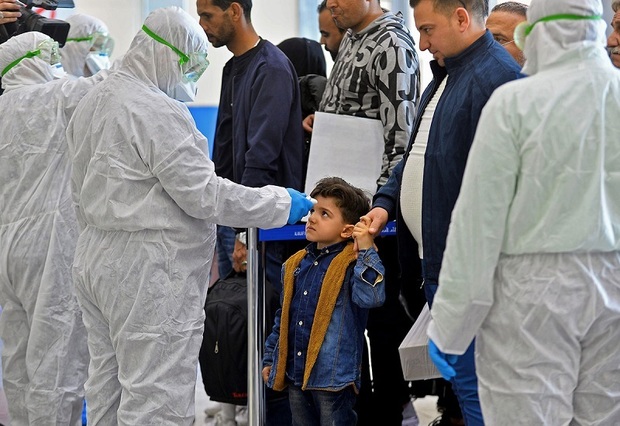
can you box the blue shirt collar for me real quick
[306,240,350,257]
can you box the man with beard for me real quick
[318,0,345,61]
[196,1,304,424]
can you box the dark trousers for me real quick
[289,385,357,426]
[355,237,416,425]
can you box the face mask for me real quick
[51,62,67,79]
[171,81,197,102]
[85,52,111,75]
[514,13,602,51]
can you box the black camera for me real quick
[0,0,73,47]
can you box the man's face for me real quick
[319,9,344,60]
[486,10,526,66]
[196,0,236,48]
[608,11,620,69]
[326,0,370,34]
[413,0,461,67]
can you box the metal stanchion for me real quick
[246,227,265,425]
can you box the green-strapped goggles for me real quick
[1,39,61,77]
[514,13,602,51]
[66,32,115,55]
[142,24,209,83]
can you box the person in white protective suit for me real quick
[0,31,109,425]
[60,13,113,77]
[426,0,620,423]
[66,7,314,425]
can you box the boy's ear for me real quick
[341,224,354,239]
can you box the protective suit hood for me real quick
[0,32,57,92]
[522,0,607,75]
[61,13,109,77]
[118,6,208,101]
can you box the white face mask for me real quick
[171,81,197,103]
[85,52,111,75]
[51,62,67,79]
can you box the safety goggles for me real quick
[514,13,602,51]
[142,24,209,83]
[66,32,115,55]
[1,39,61,76]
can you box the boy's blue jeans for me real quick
[288,385,357,426]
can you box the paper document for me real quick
[304,112,383,196]
[398,303,442,380]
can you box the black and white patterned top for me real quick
[319,11,420,186]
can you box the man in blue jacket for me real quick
[367,0,522,424]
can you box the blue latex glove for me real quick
[286,188,316,224]
[428,339,458,381]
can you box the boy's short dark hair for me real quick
[310,177,370,225]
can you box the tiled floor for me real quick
[194,366,440,426]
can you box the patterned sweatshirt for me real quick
[319,11,420,186]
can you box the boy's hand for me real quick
[353,216,375,251]
[262,366,271,384]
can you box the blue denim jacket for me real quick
[263,241,385,391]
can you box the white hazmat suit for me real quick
[66,7,296,425]
[428,0,620,423]
[60,13,110,77]
[0,32,107,425]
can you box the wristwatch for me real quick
[236,231,247,245]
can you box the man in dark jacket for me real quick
[197,0,304,289]
[197,1,304,424]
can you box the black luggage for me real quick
[199,273,278,405]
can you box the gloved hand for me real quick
[286,188,316,225]
[428,339,458,381]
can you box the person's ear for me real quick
[341,224,354,239]
[230,2,244,21]
[454,6,471,32]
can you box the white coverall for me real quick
[66,7,292,425]
[427,0,620,423]
[0,32,107,425]
[60,13,109,77]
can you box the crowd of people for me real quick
[1,0,620,425]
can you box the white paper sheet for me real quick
[304,112,384,196]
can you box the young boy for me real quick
[262,177,386,425]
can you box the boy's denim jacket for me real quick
[263,241,385,392]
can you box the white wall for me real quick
[62,0,560,107]
[67,0,299,105]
